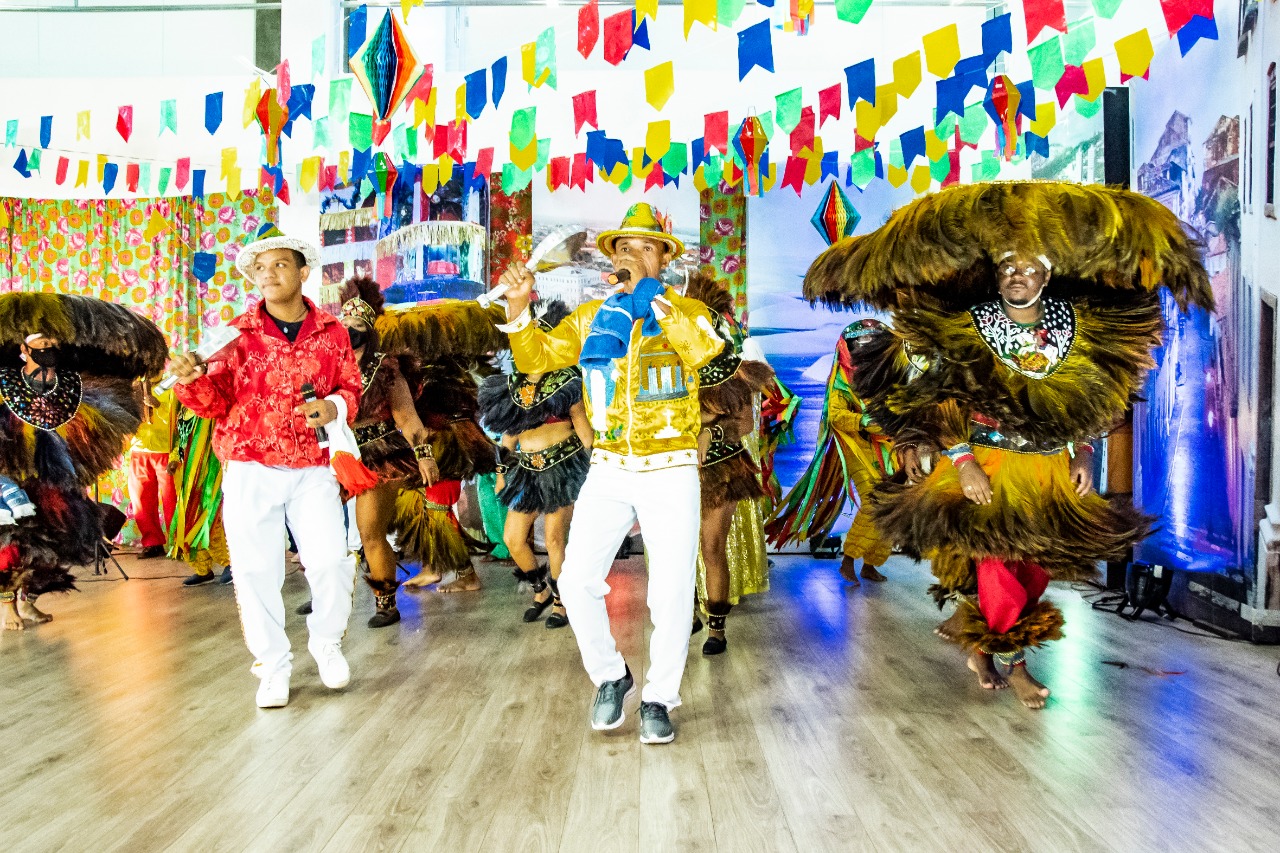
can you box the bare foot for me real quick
[402,567,443,589]
[17,596,51,624]
[934,609,965,641]
[438,568,480,593]
[838,556,861,586]
[860,565,887,582]
[967,652,1008,690]
[3,602,26,631]
[1007,665,1051,710]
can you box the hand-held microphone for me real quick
[300,383,330,449]
[606,269,632,286]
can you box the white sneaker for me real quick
[310,641,350,689]
[256,669,290,708]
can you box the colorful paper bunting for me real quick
[55,156,69,185]
[126,163,139,192]
[117,106,133,142]
[77,111,90,141]
[1092,0,1124,17]
[159,100,177,135]
[834,0,874,25]
[646,62,675,110]
[103,162,118,195]
[737,20,774,81]
[1025,0,1068,43]
[1028,36,1065,91]
[1115,30,1154,81]
[39,116,51,149]
[923,25,961,78]
[492,58,507,107]
[819,84,842,125]
[982,14,1013,60]
[845,59,875,107]
[12,149,29,179]
[579,0,600,58]
[573,91,598,135]
[705,111,729,154]
[1177,15,1218,56]
[603,10,634,65]
[893,52,922,97]
[684,0,717,38]
[535,27,558,89]
[464,69,487,119]
[205,92,223,135]
[776,88,802,134]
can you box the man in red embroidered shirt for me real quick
[170,225,361,709]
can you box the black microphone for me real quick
[300,382,329,449]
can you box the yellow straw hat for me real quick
[596,202,685,258]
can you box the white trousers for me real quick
[558,464,701,709]
[222,461,356,677]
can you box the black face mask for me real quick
[347,327,369,350]
[28,347,59,368]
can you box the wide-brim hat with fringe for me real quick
[235,222,322,277]
[596,202,685,258]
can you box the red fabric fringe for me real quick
[331,452,381,496]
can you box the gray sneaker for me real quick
[590,666,635,730]
[639,701,675,744]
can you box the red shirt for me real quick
[176,299,361,468]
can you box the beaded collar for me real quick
[361,351,387,392]
[698,344,743,388]
[969,297,1076,379]
[0,366,83,431]
[509,367,578,410]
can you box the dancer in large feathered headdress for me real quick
[0,292,167,629]
[804,182,1213,709]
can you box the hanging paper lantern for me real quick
[810,181,860,246]
[350,11,424,147]
[984,75,1022,162]
[371,152,398,217]
[733,116,768,197]
[255,89,290,168]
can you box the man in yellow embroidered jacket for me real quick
[496,203,723,744]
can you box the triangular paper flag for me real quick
[645,61,675,110]
[117,107,132,142]
[144,208,171,241]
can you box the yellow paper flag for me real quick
[455,84,468,124]
[1115,30,1154,80]
[422,164,440,194]
[1082,58,1106,102]
[75,160,89,188]
[338,150,351,185]
[875,85,899,123]
[225,166,241,199]
[803,139,825,185]
[887,164,908,188]
[893,52,922,98]
[645,62,675,111]
[631,147,654,179]
[143,208,171,242]
[693,164,709,192]
[510,138,539,172]
[638,0,659,20]
[438,154,454,177]
[855,100,881,140]
[910,164,931,193]
[413,87,437,130]
[925,128,947,161]
[683,0,717,38]
[761,162,778,193]
[221,147,238,179]
[1029,102,1057,137]
[0,205,8,229]
[77,110,91,140]
[646,120,672,161]
[922,24,961,78]
[521,42,538,87]
[605,162,630,185]
[96,154,108,182]
[300,156,320,192]
[243,79,261,129]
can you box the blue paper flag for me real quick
[1177,15,1218,57]
[40,116,51,149]
[844,59,875,108]
[758,0,774,6]
[821,151,840,181]
[193,169,206,199]
[874,149,884,180]
[491,57,508,107]
[192,252,217,282]
[585,130,629,174]
[737,21,774,81]
[982,14,1013,61]
[953,54,991,77]
[900,126,926,168]
[1024,132,1050,158]
[103,161,119,194]
[348,5,367,58]
[633,15,651,50]
[205,92,224,135]
[1015,81,1037,121]
[936,76,976,123]
[692,137,707,168]
[12,149,29,178]
[284,84,315,136]
[351,147,371,186]
[464,69,487,120]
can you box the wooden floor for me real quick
[4,552,1280,853]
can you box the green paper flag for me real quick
[138,162,152,194]
[5,119,16,147]
[930,154,951,183]
[618,170,633,193]
[502,162,533,193]
[1063,19,1096,67]
[960,104,987,145]
[973,150,1001,182]
[888,139,905,170]
[849,149,876,188]
[934,110,959,140]
[717,0,746,27]
[1028,37,1065,92]
[329,78,351,124]
[28,149,41,171]
[392,123,407,160]
[703,156,724,187]
[834,0,875,25]
[350,113,373,149]
[405,125,417,160]
[160,99,178,135]
[1091,0,1123,19]
[313,117,330,150]
[776,89,803,134]
[511,107,537,150]
[312,35,326,79]
[758,111,775,142]
[361,177,374,198]
[158,166,172,194]
[535,27,557,90]
[661,142,688,177]
[1076,97,1102,119]
[535,137,551,171]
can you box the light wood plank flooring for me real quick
[3,551,1279,853]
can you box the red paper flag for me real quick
[781,156,806,196]
[1160,0,1214,35]
[176,157,191,190]
[1054,65,1090,108]
[1023,0,1067,43]
[474,147,494,180]
[645,165,666,190]
[448,120,467,161]
[573,90,598,135]
[571,152,591,189]
[790,107,816,154]
[854,134,874,152]
[407,65,435,107]
[321,165,337,191]
[549,156,570,189]
[603,10,634,66]
[276,60,291,107]
[55,156,69,185]
[433,125,449,159]
[276,179,291,205]
[117,106,133,142]
[578,0,600,59]
[705,111,729,155]
[126,162,140,192]
[818,84,842,126]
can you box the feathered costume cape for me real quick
[803,182,1214,651]
[765,320,895,550]
[477,300,590,515]
[0,293,167,597]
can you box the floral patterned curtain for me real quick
[699,179,748,328]
[488,172,532,287]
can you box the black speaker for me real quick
[1103,87,1131,188]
